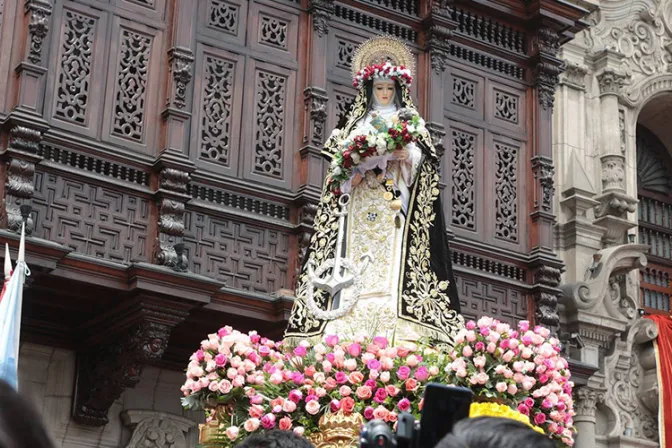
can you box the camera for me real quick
[358,384,473,448]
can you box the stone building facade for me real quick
[554,0,672,446]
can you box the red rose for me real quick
[341,397,356,414]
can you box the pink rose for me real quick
[219,380,233,394]
[330,399,341,412]
[519,321,530,332]
[502,350,515,362]
[348,343,362,357]
[508,384,518,395]
[325,335,339,347]
[244,418,260,432]
[261,413,276,429]
[283,400,297,413]
[429,366,440,376]
[466,321,476,330]
[473,356,486,369]
[279,417,292,431]
[215,354,227,366]
[517,403,529,415]
[386,411,398,423]
[341,397,356,414]
[306,400,321,415]
[374,387,388,403]
[250,395,263,405]
[249,405,264,419]
[367,359,382,370]
[475,342,485,352]
[415,366,429,381]
[397,346,411,358]
[373,336,388,349]
[397,366,411,380]
[356,386,372,399]
[539,374,550,384]
[524,398,535,408]
[477,316,494,328]
[208,381,219,392]
[456,369,467,378]
[487,342,497,353]
[349,372,364,384]
[462,346,473,357]
[534,413,547,425]
[398,398,411,412]
[294,427,305,436]
[288,390,303,403]
[335,371,348,384]
[315,387,327,398]
[373,406,389,420]
[366,344,380,355]
[225,426,239,441]
[380,357,395,371]
[233,375,245,388]
[385,385,400,397]
[465,331,476,342]
[340,385,352,397]
[496,382,507,393]
[364,406,375,420]
[344,359,358,371]
[406,355,419,367]
[405,378,418,391]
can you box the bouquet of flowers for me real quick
[181,328,445,446]
[444,318,576,446]
[327,109,426,195]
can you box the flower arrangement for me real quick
[445,318,576,446]
[181,328,445,446]
[181,319,575,448]
[327,110,425,195]
[352,61,412,89]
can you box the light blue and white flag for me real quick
[0,224,29,390]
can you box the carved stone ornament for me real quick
[535,27,561,56]
[168,47,194,110]
[294,202,318,288]
[25,0,52,65]
[308,0,334,38]
[304,88,328,146]
[585,2,672,84]
[560,62,588,89]
[122,410,197,448]
[156,167,189,271]
[73,321,173,426]
[560,243,648,317]
[575,387,605,418]
[597,68,628,96]
[601,154,626,191]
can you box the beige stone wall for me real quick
[17,342,203,448]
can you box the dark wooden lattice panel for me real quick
[182,210,290,293]
[31,170,150,263]
[456,274,529,327]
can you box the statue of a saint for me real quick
[285,37,463,346]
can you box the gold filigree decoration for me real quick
[398,161,464,345]
[285,181,340,339]
[351,36,415,78]
[308,411,364,448]
[321,89,368,161]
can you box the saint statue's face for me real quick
[374,80,395,106]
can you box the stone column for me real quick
[574,388,604,448]
[592,50,637,246]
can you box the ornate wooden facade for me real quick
[0,0,588,426]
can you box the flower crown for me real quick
[352,61,413,89]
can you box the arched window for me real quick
[637,125,672,313]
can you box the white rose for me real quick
[376,141,387,155]
[366,134,377,146]
[331,129,342,138]
[332,166,342,176]
[351,152,361,164]
[407,124,416,133]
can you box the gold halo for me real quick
[351,36,415,78]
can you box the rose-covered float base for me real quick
[182,319,576,447]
